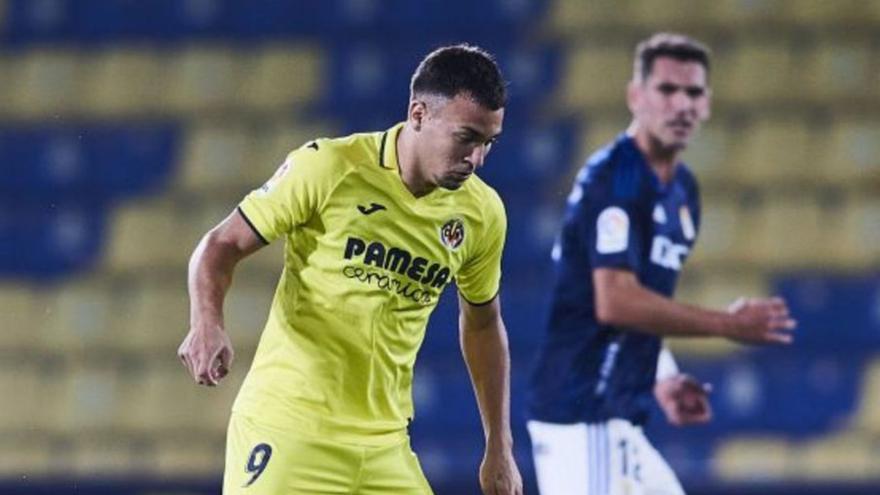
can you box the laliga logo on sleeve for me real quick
[596,206,629,254]
[440,218,465,250]
[259,160,291,195]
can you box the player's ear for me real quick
[626,80,640,115]
[409,99,427,131]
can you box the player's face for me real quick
[629,57,710,152]
[416,94,504,190]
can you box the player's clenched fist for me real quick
[480,448,523,495]
[725,296,797,345]
[178,325,234,386]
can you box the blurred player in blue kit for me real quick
[526,33,797,494]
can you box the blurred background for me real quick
[0,0,878,493]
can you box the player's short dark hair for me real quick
[410,44,507,111]
[634,33,711,82]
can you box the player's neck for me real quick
[630,126,678,184]
[396,124,435,198]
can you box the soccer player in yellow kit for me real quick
[177,44,523,495]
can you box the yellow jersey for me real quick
[234,123,506,446]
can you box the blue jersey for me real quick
[528,134,701,425]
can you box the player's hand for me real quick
[479,445,523,495]
[177,324,234,386]
[725,296,796,345]
[654,374,712,426]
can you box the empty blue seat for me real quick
[0,202,105,279]
[773,273,880,349]
[3,0,76,45]
[322,41,562,119]
[0,124,178,200]
[84,124,179,198]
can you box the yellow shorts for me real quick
[223,413,433,495]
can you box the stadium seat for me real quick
[0,359,46,433]
[707,0,789,25]
[42,279,120,354]
[802,39,873,102]
[0,435,58,479]
[784,0,877,25]
[78,48,162,117]
[560,44,631,110]
[178,122,252,193]
[836,196,880,268]
[852,358,880,435]
[713,436,794,481]
[729,118,819,187]
[714,39,795,104]
[478,120,580,188]
[69,436,149,477]
[46,361,132,435]
[796,433,877,480]
[6,203,106,279]
[151,435,225,478]
[161,46,242,116]
[119,359,243,437]
[681,121,735,186]
[0,283,46,351]
[628,0,717,28]
[1,49,81,119]
[88,124,180,198]
[743,197,827,268]
[543,0,631,32]
[120,282,190,354]
[239,44,324,111]
[819,118,880,186]
[684,196,748,268]
[103,198,192,273]
[579,115,628,166]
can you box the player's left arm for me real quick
[459,295,523,495]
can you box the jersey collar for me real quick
[379,122,405,171]
[621,134,682,195]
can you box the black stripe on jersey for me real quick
[459,289,499,307]
[236,207,269,245]
[378,131,389,169]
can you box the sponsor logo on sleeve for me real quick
[596,206,629,254]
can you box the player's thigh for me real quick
[631,426,685,495]
[605,420,685,495]
[527,420,591,494]
[358,439,433,495]
[223,413,358,495]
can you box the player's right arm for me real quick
[593,267,795,344]
[178,211,265,386]
[178,141,337,386]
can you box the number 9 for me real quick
[244,443,273,487]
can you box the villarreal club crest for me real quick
[440,218,465,251]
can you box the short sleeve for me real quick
[585,195,644,272]
[456,191,506,305]
[238,142,338,244]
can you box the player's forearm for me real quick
[188,230,240,330]
[596,281,728,338]
[460,316,514,451]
